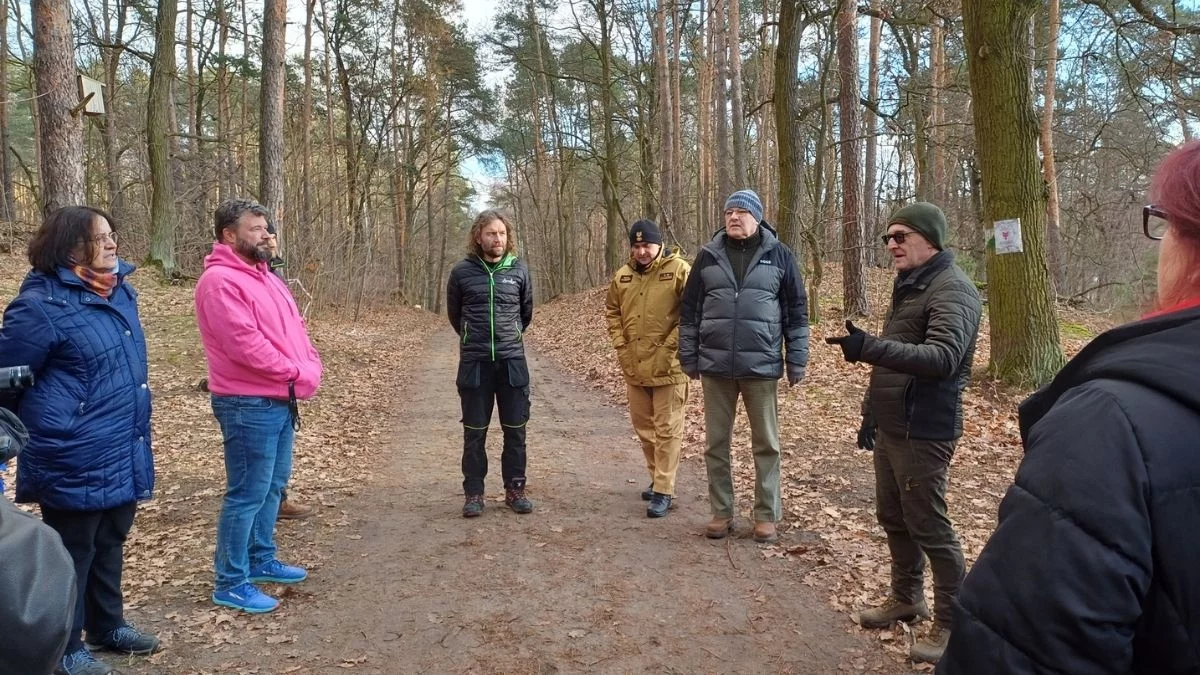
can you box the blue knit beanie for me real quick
[724,189,764,223]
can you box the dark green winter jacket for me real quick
[862,251,981,441]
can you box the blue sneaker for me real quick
[54,647,113,675]
[248,559,308,584]
[85,623,162,655]
[212,582,279,613]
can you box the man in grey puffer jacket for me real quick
[826,201,981,665]
[680,189,809,545]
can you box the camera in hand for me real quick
[0,365,33,392]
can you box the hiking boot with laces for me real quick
[55,647,113,675]
[641,484,654,501]
[647,492,673,518]
[462,494,484,517]
[705,516,733,539]
[505,486,533,514]
[910,623,951,663]
[85,623,162,655]
[857,597,930,628]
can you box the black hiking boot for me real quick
[462,494,484,518]
[641,484,654,501]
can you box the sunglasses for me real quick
[881,230,918,245]
[1143,204,1167,241]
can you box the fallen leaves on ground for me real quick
[526,264,1111,673]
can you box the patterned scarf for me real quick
[72,265,119,299]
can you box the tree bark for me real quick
[863,0,881,265]
[712,0,732,199]
[146,0,179,272]
[774,0,802,249]
[32,0,84,215]
[1040,0,1065,294]
[260,0,287,225]
[0,0,16,222]
[931,16,946,204]
[728,0,747,186]
[596,0,622,274]
[963,0,1064,386]
[837,0,867,316]
[655,0,675,233]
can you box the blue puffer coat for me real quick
[0,262,153,510]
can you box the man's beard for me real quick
[237,237,271,262]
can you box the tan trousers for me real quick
[627,381,689,496]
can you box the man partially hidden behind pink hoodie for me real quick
[195,198,323,615]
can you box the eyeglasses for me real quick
[91,231,118,244]
[881,230,917,245]
[1143,204,1167,241]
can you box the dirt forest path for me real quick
[138,329,906,674]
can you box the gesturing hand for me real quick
[824,320,868,363]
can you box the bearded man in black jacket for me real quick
[447,210,534,518]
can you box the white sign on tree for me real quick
[994,218,1023,254]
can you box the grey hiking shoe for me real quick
[505,486,533,514]
[857,597,930,628]
[910,623,950,663]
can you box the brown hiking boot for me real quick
[277,498,313,520]
[752,521,777,543]
[910,623,950,663]
[705,516,733,539]
[857,597,930,628]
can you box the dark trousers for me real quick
[458,358,530,495]
[874,429,964,627]
[40,502,137,653]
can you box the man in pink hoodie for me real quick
[195,199,322,614]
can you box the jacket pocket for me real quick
[456,361,480,389]
[616,344,635,378]
[461,320,469,345]
[651,338,680,378]
[903,378,915,423]
[515,320,524,342]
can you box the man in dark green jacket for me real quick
[826,201,981,665]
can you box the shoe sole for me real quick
[84,642,162,656]
[860,612,930,629]
[277,512,312,520]
[248,574,307,584]
[212,597,278,614]
[507,505,533,514]
[753,534,778,544]
[462,510,483,517]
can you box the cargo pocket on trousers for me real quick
[506,358,530,388]
[456,360,481,389]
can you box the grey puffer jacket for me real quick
[679,222,809,380]
[863,251,981,441]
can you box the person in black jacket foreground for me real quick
[447,210,534,518]
[679,189,809,544]
[937,141,1200,674]
[826,202,982,664]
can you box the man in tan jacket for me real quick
[605,220,691,518]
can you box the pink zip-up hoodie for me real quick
[194,243,322,400]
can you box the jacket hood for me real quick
[1019,305,1200,442]
[204,242,269,275]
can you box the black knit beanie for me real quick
[629,219,662,246]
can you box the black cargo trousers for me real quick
[457,357,530,495]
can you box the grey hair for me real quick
[214,198,271,241]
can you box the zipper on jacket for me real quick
[487,267,496,361]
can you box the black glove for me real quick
[856,415,876,451]
[786,364,805,387]
[825,320,868,362]
[683,365,700,381]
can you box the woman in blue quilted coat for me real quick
[0,206,159,675]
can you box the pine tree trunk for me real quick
[728,0,747,187]
[32,0,84,215]
[0,0,16,222]
[597,0,622,274]
[712,0,732,200]
[774,0,802,249]
[99,0,126,217]
[655,0,675,233]
[1040,0,1065,294]
[837,0,867,316]
[260,0,286,224]
[146,0,179,273]
[931,17,946,205]
[864,0,881,265]
[963,0,1064,386]
[302,0,315,265]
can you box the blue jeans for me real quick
[211,395,294,592]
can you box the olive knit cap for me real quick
[888,201,947,250]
